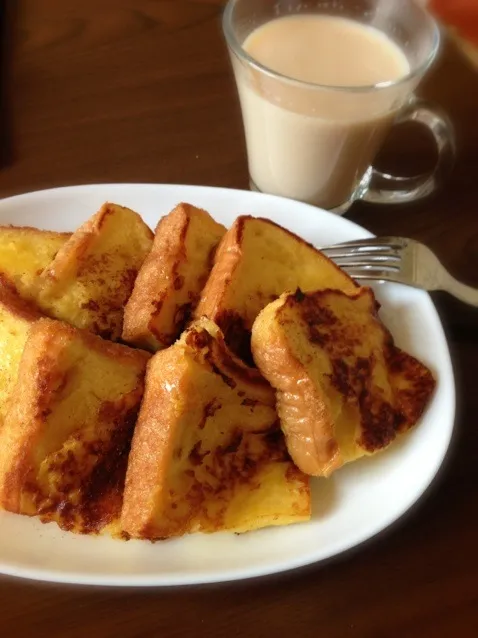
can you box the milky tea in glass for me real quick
[223,0,454,213]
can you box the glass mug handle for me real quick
[363,97,456,205]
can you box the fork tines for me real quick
[320,237,406,277]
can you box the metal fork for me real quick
[321,236,478,307]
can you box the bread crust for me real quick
[36,203,153,340]
[0,318,150,535]
[0,278,43,323]
[195,215,357,361]
[123,203,226,351]
[251,288,435,477]
[122,318,310,539]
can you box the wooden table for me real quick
[0,2,477,636]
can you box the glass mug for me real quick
[223,0,456,214]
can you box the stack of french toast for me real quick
[0,202,435,540]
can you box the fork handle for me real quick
[441,272,478,307]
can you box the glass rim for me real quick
[222,0,441,94]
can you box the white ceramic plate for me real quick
[0,184,455,586]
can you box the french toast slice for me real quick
[0,282,42,428]
[195,216,357,362]
[0,225,70,298]
[36,203,154,340]
[121,317,310,540]
[0,318,150,535]
[251,288,435,477]
[123,203,226,351]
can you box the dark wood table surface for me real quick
[0,1,477,636]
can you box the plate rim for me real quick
[0,183,456,586]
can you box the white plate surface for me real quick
[0,184,455,586]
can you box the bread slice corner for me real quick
[121,316,310,539]
[122,203,226,351]
[251,287,435,477]
[36,203,154,340]
[195,215,357,363]
[0,317,150,535]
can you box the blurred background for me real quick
[0,0,477,278]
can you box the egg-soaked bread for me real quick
[195,216,357,362]
[0,281,42,428]
[0,225,70,299]
[121,318,310,539]
[36,203,153,340]
[123,203,226,351]
[0,319,150,535]
[251,288,435,477]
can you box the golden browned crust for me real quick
[183,317,273,397]
[195,215,357,363]
[251,288,435,477]
[122,203,226,351]
[35,316,152,367]
[36,203,154,341]
[195,215,247,322]
[0,224,71,237]
[386,346,437,434]
[253,312,340,477]
[121,318,310,539]
[120,346,189,537]
[0,318,150,535]
[0,277,44,322]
